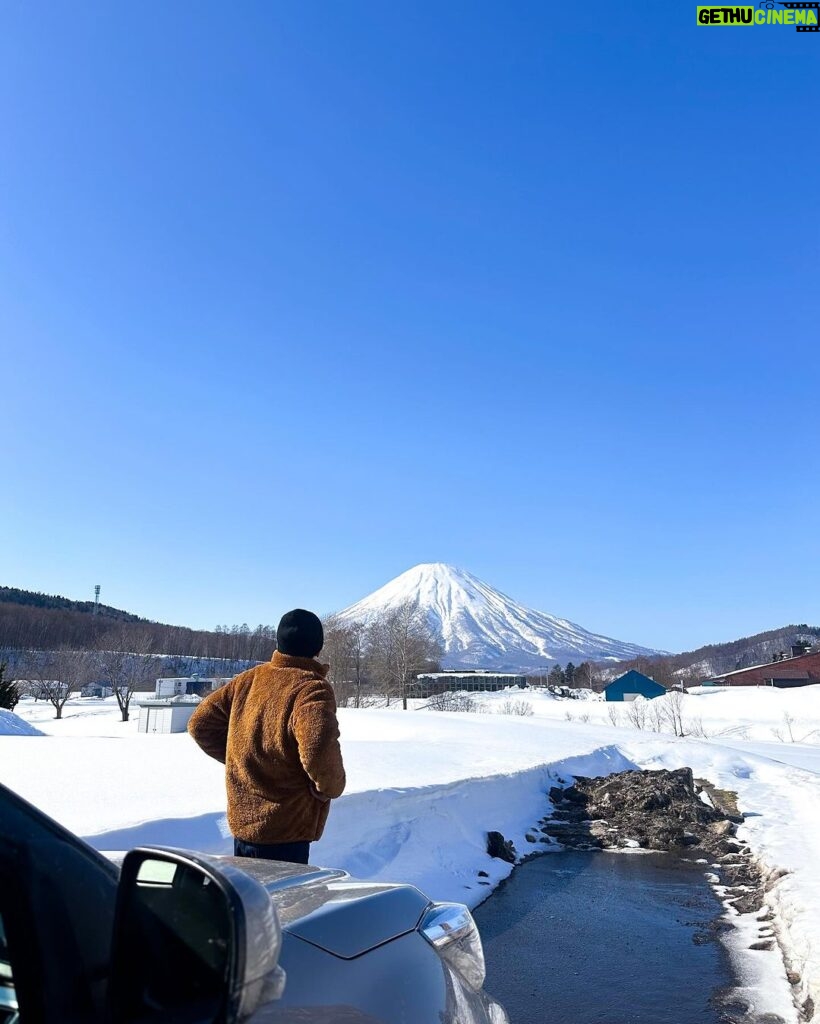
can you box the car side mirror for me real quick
[107,848,285,1024]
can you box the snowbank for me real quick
[0,708,44,736]
[314,745,636,901]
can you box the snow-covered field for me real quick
[3,685,820,1021]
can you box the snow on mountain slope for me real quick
[337,563,661,670]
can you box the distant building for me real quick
[411,671,528,699]
[25,680,69,700]
[705,645,820,689]
[154,677,231,699]
[137,695,201,734]
[81,682,113,699]
[604,670,666,702]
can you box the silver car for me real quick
[0,783,508,1023]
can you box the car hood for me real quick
[220,857,430,959]
[103,852,430,959]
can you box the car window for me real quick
[0,787,119,1023]
[0,914,20,1024]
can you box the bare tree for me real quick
[497,699,534,717]
[661,689,686,737]
[345,619,368,709]
[425,692,477,713]
[770,711,818,744]
[26,647,91,719]
[95,629,161,722]
[321,615,351,705]
[367,603,442,710]
[625,698,647,730]
[365,614,393,706]
[647,700,665,733]
[574,661,599,691]
[685,716,709,738]
[322,616,369,709]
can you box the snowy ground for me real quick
[3,685,820,1021]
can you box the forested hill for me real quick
[0,585,276,662]
[602,623,820,686]
[0,586,143,622]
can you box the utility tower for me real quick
[94,585,101,614]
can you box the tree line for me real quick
[527,660,602,691]
[0,591,278,662]
[1,621,261,723]
[0,591,445,720]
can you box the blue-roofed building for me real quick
[604,670,666,702]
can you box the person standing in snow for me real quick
[188,608,346,865]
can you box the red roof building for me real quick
[707,645,820,688]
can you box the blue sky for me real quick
[2,1,817,653]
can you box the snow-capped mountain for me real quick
[337,563,661,671]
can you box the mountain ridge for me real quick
[603,623,820,685]
[337,563,662,671]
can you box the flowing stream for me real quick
[475,851,737,1024]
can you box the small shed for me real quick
[138,695,201,734]
[604,670,666,702]
[81,683,113,699]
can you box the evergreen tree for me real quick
[565,662,576,686]
[547,664,565,688]
[0,662,19,711]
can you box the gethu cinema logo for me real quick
[697,4,819,26]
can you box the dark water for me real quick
[474,852,734,1024]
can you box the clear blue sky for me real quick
[2,1,817,653]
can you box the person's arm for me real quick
[292,681,346,800]
[187,679,236,763]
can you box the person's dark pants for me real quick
[233,837,311,864]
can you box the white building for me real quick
[154,677,230,698]
[411,671,528,698]
[137,694,202,735]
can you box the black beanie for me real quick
[276,609,324,658]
